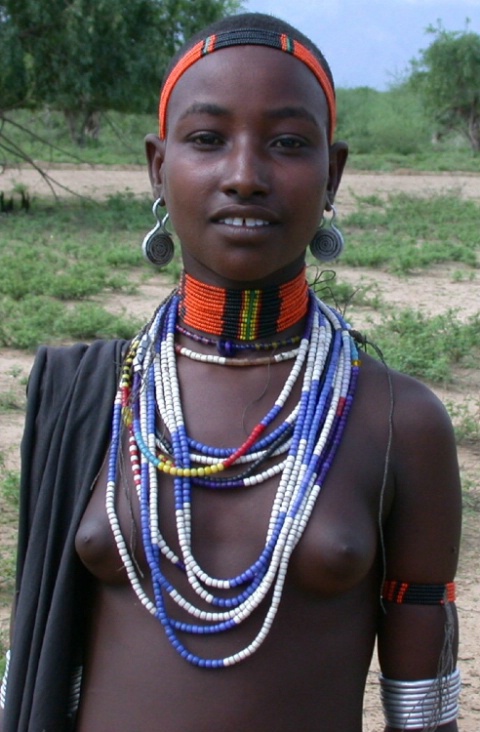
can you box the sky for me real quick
[244,0,480,89]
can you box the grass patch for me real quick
[1,109,156,166]
[346,150,480,173]
[0,453,19,669]
[0,194,179,348]
[0,297,142,349]
[368,309,480,383]
[307,266,383,312]
[1,471,20,511]
[0,389,24,412]
[341,194,480,274]
[445,400,480,448]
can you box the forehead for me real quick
[166,45,329,127]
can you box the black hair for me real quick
[160,12,335,95]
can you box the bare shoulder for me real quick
[357,353,462,578]
[358,351,455,445]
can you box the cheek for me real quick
[162,158,210,216]
[297,187,327,231]
[284,162,329,219]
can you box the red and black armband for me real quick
[382,580,456,605]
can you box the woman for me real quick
[1,12,462,732]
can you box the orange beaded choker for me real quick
[178,270,309,341]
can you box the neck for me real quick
[178,269,309,341]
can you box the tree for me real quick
[0,7,29,111]
[0,0,240,144]
[408,22,480,153]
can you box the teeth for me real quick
[221,217,269,227]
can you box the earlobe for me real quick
[145,133,166,201]
[326,141,349,209]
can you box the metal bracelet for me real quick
[380,668,461,729]
[67,665,83,719]
[0,649,11,710]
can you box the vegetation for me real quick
[336,85,431,157]
[0,109,156,166]
[0,0,239,146]
[3,98,480,174]
[0,451,18,674]
[1,14,480,172]
[340,193,480,273]
[407,22,480,154]
[334,84,480,170]
[445,399,480,447]
[0,194,182,348]
[368,309,480,383]
[0,190,478,366]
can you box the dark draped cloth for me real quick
[4,339,126,732]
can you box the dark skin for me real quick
[4,45,460,732]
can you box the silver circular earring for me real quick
[142,198,174,267]
[309,204,345,262]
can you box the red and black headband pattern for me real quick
[159,28,336,142]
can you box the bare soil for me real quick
[0,165,479,729]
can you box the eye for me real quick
[188,132,224,148]
[271,136,307,150]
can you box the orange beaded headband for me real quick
[159,28,336,143]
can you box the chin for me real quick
[186,257,306,290]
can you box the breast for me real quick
[75,454,147,584]
[288,498,378,596]
[76,423,380,599]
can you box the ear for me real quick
[145,133,166,201]
[326,141,349,210]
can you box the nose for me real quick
[220,137,270,198]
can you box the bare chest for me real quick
[76,356,388,598]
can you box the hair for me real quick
[161,13,335,93]
[158,12,336,141]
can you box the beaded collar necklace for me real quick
[107,285,360,668]
[175,323,301,357]
[178,270,309,342]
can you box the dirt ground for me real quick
[0,164,479,729]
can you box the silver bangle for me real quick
[67,665,83,719]
[0,649,11,710]
[380,668,461,729]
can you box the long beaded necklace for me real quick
[106,284,360,668]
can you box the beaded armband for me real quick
[380,669,461,729]
[382,580,456,605]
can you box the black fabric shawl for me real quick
[4,339,127,732]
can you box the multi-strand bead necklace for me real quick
[106,276,360,668]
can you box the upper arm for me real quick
[384,379,461,581]
[378,375,461,680]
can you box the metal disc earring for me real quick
[309,204,345,262]
[142,198,175,267]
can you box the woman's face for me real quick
[147,45,347,287]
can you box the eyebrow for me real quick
[179,102,320,127]
[179,102,229,121]
[265,106,319,127]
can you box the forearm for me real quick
[380,664,460,732]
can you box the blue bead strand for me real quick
[105,284,361,667]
